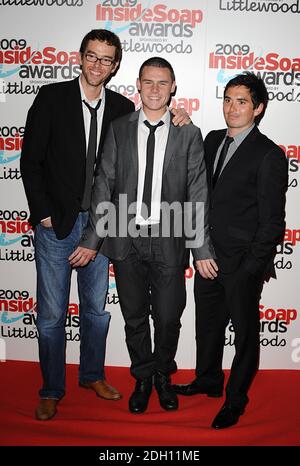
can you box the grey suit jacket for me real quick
[80,110,214,266]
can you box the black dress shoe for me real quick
[173,380,223,398]
[129,377,153,414]
[154,372,178,411]
[211,403,244,429]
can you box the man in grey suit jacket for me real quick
[70,57,215,414]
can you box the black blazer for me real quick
[204,126,288,277]
[20,77,134,239]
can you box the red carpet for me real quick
[0,361,299,446]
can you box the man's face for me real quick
[223,85,263,135]
[137,65,176,119]
[80,39,119,89]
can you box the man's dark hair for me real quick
[224,72,269,124]
[79,29,122,64]
[139,56,176,82]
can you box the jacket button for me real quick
[209,226,213,230]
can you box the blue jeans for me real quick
[34,212,110,399]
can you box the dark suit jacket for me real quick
[205,126,288,277]
[20,77,134,239]
[80,110,215,266]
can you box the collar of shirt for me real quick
[79,77,105,156]
[226,123,255,149]
[79,76,105,107]
[138,108,170,129]
[214,124,256,175]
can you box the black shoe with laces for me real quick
[154,372,178,411]
[173,379,223,398]
[129,377,153,414]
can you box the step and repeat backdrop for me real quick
[0,0,299,369]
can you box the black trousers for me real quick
[194,266,263,409]
[113,236,186,380]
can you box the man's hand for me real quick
[171,107,191,127]
[69,246,97,268]
[196,258,218,279]
[41,217,52,228]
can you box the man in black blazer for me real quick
[70,57,215,414]
[174,72,288,428]
[21,30,190,421]
[20,29,136,421]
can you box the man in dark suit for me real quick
[174,72,288,428]
[70,57,215,414]
[20,29,135,421]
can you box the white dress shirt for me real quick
[79,76,105,155]
[136,109,170,226]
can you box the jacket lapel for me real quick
[68,77,86,160]
[205,130,225,194]
[128,110,139,176]
[126,110,180,178]
[98,89,113,159]
[214,126,258,189]
[163,115,179,175]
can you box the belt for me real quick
[135,224,160,235]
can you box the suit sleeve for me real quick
[187,127,216,260]
[80,122,117,250]
[242,146,288,276]
[20,86,52,225]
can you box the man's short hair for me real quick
[79,29,122,64]
[139,57,176,82]
[224,72,269,124]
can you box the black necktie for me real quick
[141,120,164,220]
[81,99,101,211]
[213,136,233,188]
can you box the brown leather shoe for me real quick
[79,380,122,400]
[35,399,59,421]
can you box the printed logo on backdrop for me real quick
[0,288,37,349]
[0,125,24,181]
[0,38,81,97]
[275,228,300,272]
[279,143,300,189]
[0,274,119,342]
[0,289,80,342]
[0,265,121,345]
[225,304,298,348]
[101,1,203,116]
[0,0,84,6]
[218,0,300,14]
[208,42,300,103]
[0,210,34,262]
[97,0,203,52]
